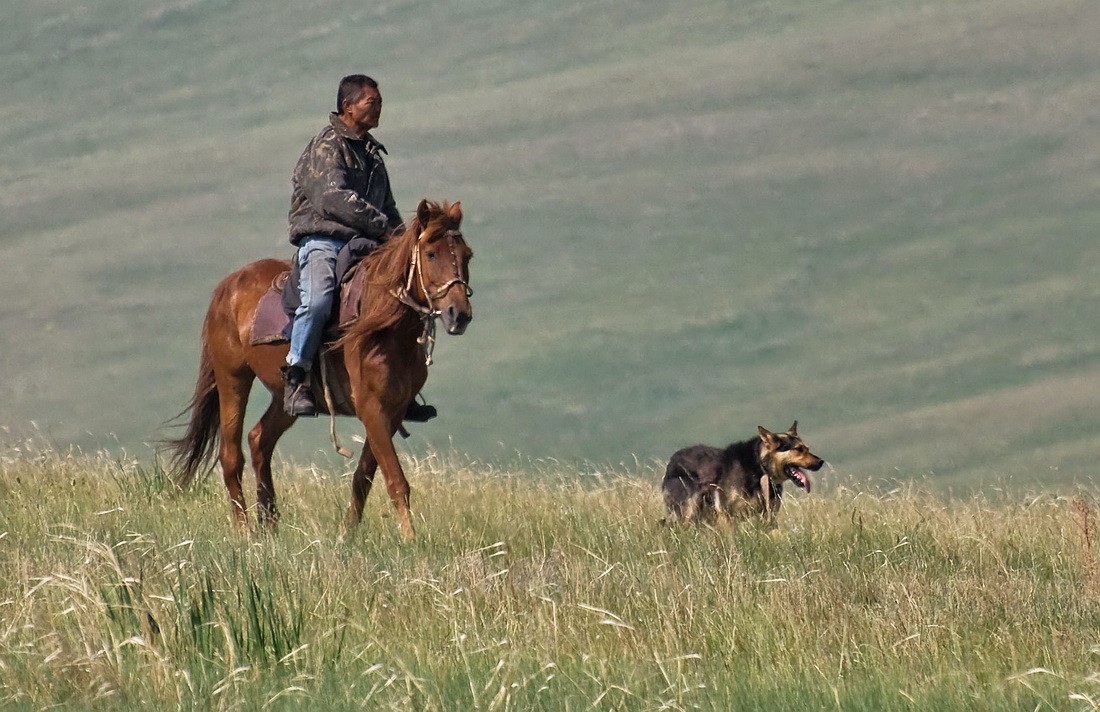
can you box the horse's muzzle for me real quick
[443,304,472,335]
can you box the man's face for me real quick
[344,86,382,135]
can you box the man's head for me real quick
[336,74,382,136]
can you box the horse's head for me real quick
[412,199,473,335]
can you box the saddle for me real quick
[249,237,377,347]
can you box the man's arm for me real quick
[380,179,403,236]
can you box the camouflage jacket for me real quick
[288,113,402,245]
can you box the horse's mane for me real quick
[339,201,461,345]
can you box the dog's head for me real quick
[758,421,824,493]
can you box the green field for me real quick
[2,0,1099,488]
[2,449,1099,710]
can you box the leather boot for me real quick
[281,365,317,417]
[404,398,437,423]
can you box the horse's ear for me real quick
[416,199,433,227]
[448,201,462,222]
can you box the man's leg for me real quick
[284,236,342,417]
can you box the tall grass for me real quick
[1,444,1098,710]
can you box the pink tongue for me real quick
[795,468,811,493]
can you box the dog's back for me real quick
[662,440,759,522]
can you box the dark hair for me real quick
[337,74,379,114]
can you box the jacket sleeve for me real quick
[380,173,403,236]
[294,136,391,239]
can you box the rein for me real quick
[391,227,471,366]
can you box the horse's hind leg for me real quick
[247,398,296,529]
[215,371,253,529]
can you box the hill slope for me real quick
[2,0,1099,488]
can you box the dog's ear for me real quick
[758,425,780,449]
[787,420,799,435]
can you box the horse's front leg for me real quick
[355,403,414,539]
[341,445,379,534]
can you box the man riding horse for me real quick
[167,75,473,535]
[283,73,435,422]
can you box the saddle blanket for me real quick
[249,263,366,346]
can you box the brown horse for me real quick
[164,199,472,538]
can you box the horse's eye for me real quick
[426,251,436,259]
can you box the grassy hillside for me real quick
[2,450,1099,710]
[1,0,1099,488]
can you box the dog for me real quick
[662,421,824,526]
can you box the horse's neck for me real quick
[368,235,413,297]
[354,244,421,339]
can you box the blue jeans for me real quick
[287,235,344,370]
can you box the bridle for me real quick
[391,227,472,366]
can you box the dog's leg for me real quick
[760,475,783,531]
[662,471,697,524]
[683,493,699,523]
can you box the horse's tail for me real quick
[162,340,220,488]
